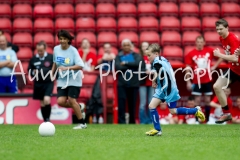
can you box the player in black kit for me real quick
[28,41,54,122]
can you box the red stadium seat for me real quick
[13,33,33,48]
[55,18,75,33]
[178,0,198,2]
[34,18,54,33]
[96,3,116,18]
[219,0,239,3]
[55,32,76,46]
[54,0,74,4]
[13,18,33,33]
[204,31,221,46]
[182,31,201,46]
[12,0,32,4]
[76,18,95,33]
[139,31,160,44]
[0,4,11,18]
[12,4,32,19]
[0,18,12,33]
[200,3,220,17]
[33,47,53,54]
[75,3,95,18]
[221,3,240,17]
[139,17,158,32]
[224,17,240,31]
[17,47,33,60]
[96,0,115,3]
[159,16,180,32]
[82,74,98,85]
[158,2,178,17]
[33,4,54,19]
[15,61,29,74]
[202,17,219,32]
[34,0,53,4]
[137,0,157,3]
[179,3,199,17]
[181,17,201,32]
[117,3,137,17]
[98,47,118,55]
[96,17,117,32]
[4,32,11,42]
[34,33,54,48]
[54,3,74,18]
[199,0,218,3]
[118,32,139,47]
[76,32,97,47]
[138,3,157,17]
[75,0,95,3]
[118,17,138,32]
[97,32,117,47]
[184,46,195,57]
[79,88,93,99]
[161,31,181,46]
[163,46,183,61]
[116,0,136,3]
[0,0,12,4]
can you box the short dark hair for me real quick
[196,35,205,41]
[57,30,74,45]
[188,96,195,101]
[37,40,47,49]
[215,19,228,28]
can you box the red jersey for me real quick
[232,107,240,119]
[185,47,214,84]
[143,55,152,86]
[211,96,233,114]
[219,32,240,75]
[78,49,97,71]
[157,107,170,119]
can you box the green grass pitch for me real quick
[1,124,240,160]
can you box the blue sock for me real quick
[176,107,198,115]
[150,108,161,131]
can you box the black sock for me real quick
[40,106,47,122]
[222,105,229,110]
[78,118,85,124]
[45,104,51,122]
[205,106,211,122]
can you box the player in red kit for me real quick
[213,19,240,124]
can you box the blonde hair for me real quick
[147,43,161,54]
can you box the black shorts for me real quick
[57,86,81,99]
[223,69,240,84]
[192,82,213,96]
[33,81,54,100]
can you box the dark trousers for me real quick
[117,86,139,124]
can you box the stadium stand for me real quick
[137,2,157,17]
[179,3,199,17]
[182,31,201,46]
[117,3,137,17]
[117,17,138,32]
[138,17,158,32]
[12,4,32,19]
[97,32,117,47]
[118,32,139,47]
[55,18,75,33]
[96,17,117,32]
[54,3,74,18]
[159,16,180,32]
[76,18,96,33]
[96,3,116,18]
[76,32,97,47]
[200,3,220,17]
[161,31,181,46]
[34,32,54,48]
[13,18,33,33]
[75,3,95,18]
[34,18,54,33]
[33,4,54,19]
[0,18,12,33]
[0,4,11,18]
[158,2,178,17]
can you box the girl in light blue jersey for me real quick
[145,44,205,136]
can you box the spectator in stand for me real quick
[115,39,141,124]
[139,42,154,124]
[209,87,232,124]
[185,36,222,122]
[97,43,116,71]
[232,97,240,124]
[158,102,175,125]
[177,96,199,125]
[0,30,19,53]
[0,35,18,93]
[78,38,97,72]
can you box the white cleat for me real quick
[73,123,87,130]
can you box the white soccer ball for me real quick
[38,122,55,137]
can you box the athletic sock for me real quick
[205,106,211,122]
[40,106,47,122]
[176,107,198,115]
[149,108,161,131]
[45,104,51,122]
[78,118,85,124]
[222,105,231,114]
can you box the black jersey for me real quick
[28,53,53,82]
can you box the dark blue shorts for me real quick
[0,76,18,93]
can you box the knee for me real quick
[57,98,65,106]
[213,83,221,91]
[169,108,177,115]
[43,97,51,105]
[148,104,155,110]
[68,98,76,106]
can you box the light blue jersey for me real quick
[53,45,84,88]
[0,48,17,76]
[152,56,180,103]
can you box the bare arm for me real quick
[209,101,221,108]
[214,48,238,62]
[51,62,57,74]
[0,61,10,68]
[6,61,16,68]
